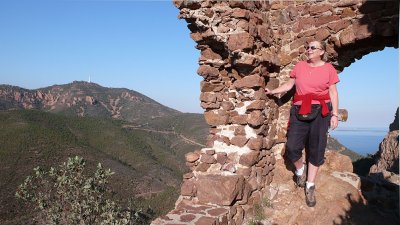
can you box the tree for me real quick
[16,156,146,224]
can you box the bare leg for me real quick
[307,162,319,183]
[293,157,304,170]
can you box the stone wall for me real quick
[152,1,398,224]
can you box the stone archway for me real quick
[152,1,398,224]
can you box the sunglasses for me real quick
[305,46,322,50]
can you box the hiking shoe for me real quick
[305,185,316,207]
[296,164,307,187]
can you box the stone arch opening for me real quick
[336,47,398,128]
[152,1,398,224]
[329,46,398,159]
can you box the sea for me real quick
[329,127,389,157]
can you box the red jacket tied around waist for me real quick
[293,93,330,116]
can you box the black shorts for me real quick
[286,104,332,166]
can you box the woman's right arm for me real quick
[265,78,295,95]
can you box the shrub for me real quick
[15,156,144,224]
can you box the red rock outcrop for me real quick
[370,108,399,175]
[0,81,177,121]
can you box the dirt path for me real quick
[123,125,206,147]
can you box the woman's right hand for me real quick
[265,88,273,95]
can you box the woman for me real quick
[265,40,339,207]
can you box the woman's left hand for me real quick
[330,115,338,130]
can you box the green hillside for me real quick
[0,109,207,225]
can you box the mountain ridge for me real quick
[0,81,180,122]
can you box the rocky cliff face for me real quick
[359,108,400,224]
[0,81,179,122]
[370,108,399,175]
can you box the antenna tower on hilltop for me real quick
[89,75,91,83]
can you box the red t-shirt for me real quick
[290,61,339,105]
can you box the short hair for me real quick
[307,40,328,61]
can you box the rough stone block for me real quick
[216,152,228,165]
[207,134,218,147]
[234,53,256,67]
[230,115,248,125]
[181,179,196,196]
[204,111,229,126]
[207,207,229,217]
[263,138,276,150]
[247,136,264,151]
[236,167,251,178]
[253,89,267,100]
[221,101,234,110]
[296,18,315,32]
[222,163,236,173]
[233,75,265,89]
[196,174,245,206]
[254,124,267,135]
[258,25,272,44]
[310,4,332,15]
[190,32,203,42]
[246,100,266,111]
[315,15,340,27]
[235,182,251,205]
[201,102,220,109]
[200,81,224,92]
[234,125,246,136]
[339,27,356,45]
[335,0,360,7]
[256,156,267,167]
[239,151,259,167]
[180,214,196,223]
[200,48,222,61]
[195,163,211,172]
[248,110,265,127]
[185,152,200,163]
[195,216,217,225]
[237,20,249,31]
[200,92,217,103]
[197,65,220,80]
[316,27,331,41]
[328,20,351,33]
[341,7,356,18]
[230,135,248,147]
[206,149,215,155]
[200,154,217,164]
[227,32,253,51]
[216,135,231,146]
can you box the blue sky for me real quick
[337,48,398,129]
[0,0,202,113]
[0,0,398,129]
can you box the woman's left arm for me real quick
[329,84,339,130]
